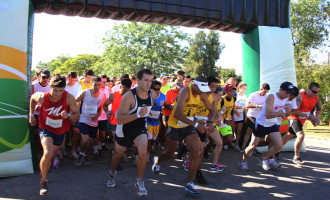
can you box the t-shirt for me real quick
[246,91,268,118]
[112,84,121,92]
[162,88,180,116]
[98,86,110,121]
[65,82,82,98]
[80,80,92,91]
[160,84,171,94]
[234,93,247,121]
[147,93,166,126]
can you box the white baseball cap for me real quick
[194,80,211,92]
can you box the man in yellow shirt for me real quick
[80,69,93,90]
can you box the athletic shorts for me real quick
[235,120,244,124]
[39,129,65,146]
[147,124,159,139]
[98,120,108,131]
[79,122,98,138]
[166,126,196,141]
[72,120,79,129]
[288,119,303,136]
[162,115,170,123]
[247,117,256,129]
[253,124,279,138]
[197,129,207,143]
[116,128,148,148]
[110,124,117,132]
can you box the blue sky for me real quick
[32,13,243,74]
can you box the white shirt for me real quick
[98,86,110,121]
[234,93,247,121]
[32,81,50,115]
[65,82,82,98]
[246,91,268,118]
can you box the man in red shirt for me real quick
[29,75,80,195]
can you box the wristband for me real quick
[136,112,141,118]
[283,109,286,114]
[306,113,310,118]
[67,113,71,119]
[194,123,199,128]
[220,111,224,114]
[29,114,34,117]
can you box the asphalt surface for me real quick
[1,139,329,200]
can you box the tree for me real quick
[35,54,72,73]
[218,68,242,84]
[95,22,189,77]
[54,54,101,75]
[183,30,225,77]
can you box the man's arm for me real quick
[103,93,114,113]
[75,90,86,108]
[265,95,287,119]
[200,93,216,122]
[315,98,322,116]
[64,93,80,121]
[29,92,45,126]
[116,91,140,125]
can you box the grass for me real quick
[304,121,330,141]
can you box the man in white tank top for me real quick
[75,76,106,166]
[240,82,294,172]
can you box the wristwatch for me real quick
[67,113,71,119]
[207,118,213,123]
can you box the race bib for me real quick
[84,105,97,114]
[254,107,261,112]
[236,108,244,116]
[46,117,63,128]
[137,106,152,118]
[264,118,278,127]
[148,110,160,119]
[177,117,194,127]
[299,111,310,119]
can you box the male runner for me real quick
[152,76,216,194]
[106,69,157,196]
[79,69,94,90]
[75,76,106,165]
[160,73,170,94]
[29,74,80,195]
[239,82,294,171]
[284,82,321,165]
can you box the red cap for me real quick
[225,84,236,91]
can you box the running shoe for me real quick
[195,172,208,185]
[83,155,91,165]
[240,148,246,153]
[239,160,249,171]
[185,182,200,194]
[39,180,48,195]
[93,152,100,161]
[107,171,117,188]
[152,156,160,175]
[135,179,148,196]
[261,159,270,171]
[223,145,228,150]
[234,145,241,152]
[293,157,305,165]
[70,151,78,159]
[210,163,224,172]
[75,154,83,166]
[269,159,281,169]
[52,157,59,169]
[183,160,190,172]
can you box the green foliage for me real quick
[54,54,101,75]
[184,31,225,77]
[35,54,72,72]
[218,68,242,84]
[95,22,189,77]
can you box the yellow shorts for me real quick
[147,124,159,137]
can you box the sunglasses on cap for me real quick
[42,76,49,79]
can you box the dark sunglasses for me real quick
[310,89,318,94]
[154,88,160,91]
[101,81,107,84]
[42,76,49,79]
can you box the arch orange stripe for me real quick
[0,69,25,81]
[0,45,27,76]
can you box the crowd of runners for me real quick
[29,68,322,196]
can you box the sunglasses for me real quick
[42,76,49,79]
[154,88,160,91]
[310,89,318,94]
[101,81,107,84]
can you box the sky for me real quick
[32,13,243,74]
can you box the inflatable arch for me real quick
[0,0,298,177]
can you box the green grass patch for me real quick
[304,121,330,141]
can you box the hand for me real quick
[281,114,286,120]
[284,106,291,116]
[196,123,207,134]
[196,119,206,125]
[90,114,98,121]
[29,115,36,126]
[138,106,149,117]
[35,105,40,112]
[206,122,215,133]
[235,111,240,117]
[61,110,69,119]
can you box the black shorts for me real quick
[79,123,98,138]
[116,128,147,148]
[247,117,256,129]
[235,120,244,124]
[39,129,66,146]
[197,130,207,143]
[253,124,279,138]
[162,115,170,123]
[98,120,108,131]
[288,119,303,136]
[34,114,39,128]
[166,126,196,141]
[110,124,117,131]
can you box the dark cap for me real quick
[41,70,51,78]
[280,81,295,94]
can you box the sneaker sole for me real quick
[107,183,116,188]
[185,188,200,194]
[210,168,224,172]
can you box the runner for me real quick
[183,74,191,87]
[160,73,170,94]
[239,82,294,171]
[232,82,248,151]
[285,82,322,165]
[106,69,157,196]
[152,76,216,194]
[79,69,94,90]
[29,74,80,195]
[64,71,82,159]
[241,83,270,151]
[112,73,129,92]
[75,76,106,165]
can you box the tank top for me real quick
[222,96,235,120]
[288,92,318,125]
[98,86,110,121]
[110,90,123,125]
[80,80,92,91]
[39,91,70,135]
[256,93,288,127]
[79,89,104,127]
[116,88,153,137]
[234,93,247,121]
[195,93,213,121]
[168,85,200,128]
[33,81,50,115]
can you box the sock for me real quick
[136,178,142,182]
[269,158,275,162]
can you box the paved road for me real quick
[1,139,330,200]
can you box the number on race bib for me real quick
[46,117,63,128]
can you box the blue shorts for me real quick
[39,129,65,146]
[79,123,98,138]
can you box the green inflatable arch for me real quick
[0,0,297,177]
